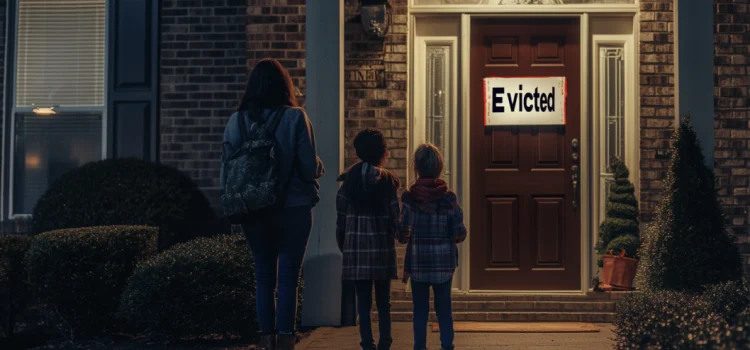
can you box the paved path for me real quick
[298,323,615,349]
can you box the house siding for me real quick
[159,0,248,208]
[714,0,750,274]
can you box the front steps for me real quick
[372,292,627,323]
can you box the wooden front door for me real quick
[469,18,581,290]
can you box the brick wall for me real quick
[159,0,248,207]
[343,0,409,180]
[714,0,750,274]
[638,0,677,223]
[247,1,306,106]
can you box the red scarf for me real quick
[408,178,448,203]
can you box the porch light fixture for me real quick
[32,105,59,116]
[359,0,390,39]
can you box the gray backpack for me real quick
[221,108,291,223]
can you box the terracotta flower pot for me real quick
[600,249,638,291]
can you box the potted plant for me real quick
[596,157,640,291]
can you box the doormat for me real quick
[431,322,601,333]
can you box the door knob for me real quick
[571,138,579,150]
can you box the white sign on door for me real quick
[484,77,567,126]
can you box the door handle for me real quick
[571,165,579,209]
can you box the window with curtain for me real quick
[11,0,106,215]
[413,0,635,5]
[598,46,625,220]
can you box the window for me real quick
[425,45,453,186]
[413,0,635,5]
[10,0,106,216]
[598,46,626,220]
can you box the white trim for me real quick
[459,13,471,292]
[590,33,638,275]
[409,5,639,14]
[580,12,591,294]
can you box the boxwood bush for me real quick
[24,226,158,333]
[31,158,227,251]
[615,280,750,349]
[118,234,257,338]
[0,234,32,337]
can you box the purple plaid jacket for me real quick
[336,163,400,281]
[397,190,467,284]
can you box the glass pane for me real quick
[414,0,634,5]
[13,112,102,214]
[600,176,614,222]
[16,0,106,107]
[601,47,625,173]
[426,45,451,183]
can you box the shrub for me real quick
[637,117,743,292]
[0,234,32,337]
[31,158,227,251]
[703,280,750,321]
[595,157,639,267]
[118,234,257,338]
[24,226,158,333]
[614,290,725,349]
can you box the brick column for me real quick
[639,0,677,223]
[714,0,750,275]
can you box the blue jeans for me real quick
[242,206,312,335]
[411,278,454,350]
[354,280,392,350]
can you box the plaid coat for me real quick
[398,187,468,284]
[336,163,400,281]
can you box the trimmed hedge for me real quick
[31,158,226,251]
[615,280,750,349]
[0,234,32,337]
[25,226,158,333]
[118,234,257,337]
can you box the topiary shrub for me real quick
[24,226,158,334]
[31,158,227,251]
[0,234,32,337]
[118,234,257,338]
[636,116,743,292]
[595,157,639,267]
[702,279,750,321]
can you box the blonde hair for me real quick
[412,143,444,179]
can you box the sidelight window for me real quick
[425,45,453,186]
[8,0,106,216]
[598,46,627,221]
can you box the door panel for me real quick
[470,18,581,291]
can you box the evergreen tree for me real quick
[596,157,640,267]
[636,116,743,292]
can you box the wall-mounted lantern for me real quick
[360,0,390,39]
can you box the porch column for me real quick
[302,0,344,327]
[676,0,714,168]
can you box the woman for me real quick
[223,58,325,350]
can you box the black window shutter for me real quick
[106,0,159,161]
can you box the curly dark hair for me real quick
[353,128,387,166]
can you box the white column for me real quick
[302,0,344,327]
[676,0,714,168]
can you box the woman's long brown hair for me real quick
[237,58,298,122]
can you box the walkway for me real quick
[297,323,615,349]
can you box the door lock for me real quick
[571,138,579,150]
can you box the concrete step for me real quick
[386,300,617,312]
[372,311,616,323]
[387,291,629,301]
